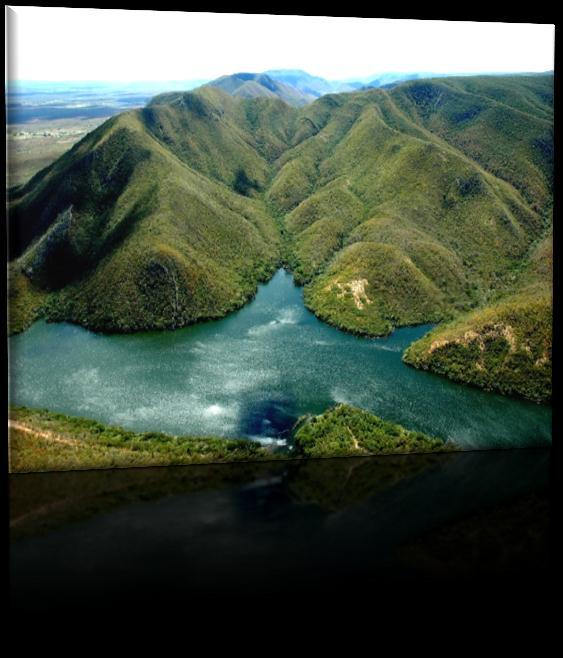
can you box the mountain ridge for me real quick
[198,69,554,107]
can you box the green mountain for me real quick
[264,69,360,96]
[8,74,553,401]
[205,72,314,107]
[364,71,471,89]
[8,88,289,332]
[207,70,363,106]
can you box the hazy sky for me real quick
[6,7,555,82]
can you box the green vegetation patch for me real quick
[7,266,50,335]
[303,242,448,336]
[404,226,552,404]
[403,289,552,403]
[8,406,277,472]
[293,404,450,458]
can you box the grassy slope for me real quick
[9,406,276,472]
[293,404,450,458]
[8,74,552,401]
[275,78,550,338]
[391,76,553,211]
[8,91,289,333]
[403,231,552,402]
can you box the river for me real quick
[8,268,551,450]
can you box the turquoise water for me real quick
[8,269,551,450]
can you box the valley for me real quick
[7,117,109,188]
[7,72,553,467]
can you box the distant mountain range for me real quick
[203,69,550,106]
[203,69,452,106]
[265,69,361,94]
[8,70,553,122]
[206,72,316,107]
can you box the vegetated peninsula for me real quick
[293,404,449,458]
[8,73,553,403]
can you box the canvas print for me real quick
[6,9,554,472]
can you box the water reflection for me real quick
[10,449,550,606]
[11,448,549,541]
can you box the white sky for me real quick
[6,7,555,82]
